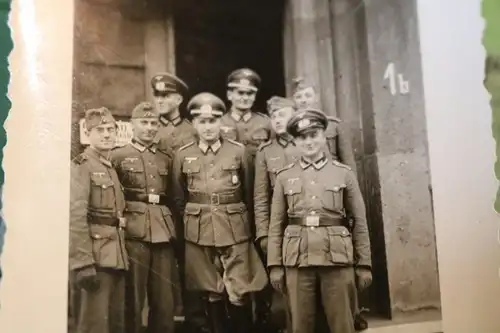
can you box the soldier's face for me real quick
[87,123,117,151]
[227,88,256,110]
[293,87,317,109]
[270,107,295,135]
[132,118,159,144]
[193,116,221,142]
[153,92,183,115]
[295,129,326,159]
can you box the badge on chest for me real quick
[232,174,239,184]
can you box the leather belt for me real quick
[188,192,242,205]
[88,215,127,228]
[124,192,167,205]
[288,216,344,227]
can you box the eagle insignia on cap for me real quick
[240,78,250,86]
[143,111,155,117]
[298,118,310,129]
[155,82,166,91]
[200,104,213,114]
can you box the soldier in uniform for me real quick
[111,102,179,333]
[221,68,274,331]
[172,92,268,333]
[291,77,356,171]
[267,109,373,333]
[69,107,128,333]
[253,96,299,333]
[151,72,198,153]
[151,72,209,333]
[292,77,368,331]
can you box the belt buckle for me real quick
[118,217,127,229]
[211,193,220,205]
[305,215,320,227]
[148,194,160,205]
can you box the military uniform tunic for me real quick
[112,139,179,333]
[172,139,268,305]
[69,147,128,333]
[324,117,357,171]
[156,115,198,154]
[267,158,371,333]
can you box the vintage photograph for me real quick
[68,0,442,333]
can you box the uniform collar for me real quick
[230,109,252,123]
[299,154,328,170]
[160,115,182,126]
[131,138,157,153]
[198,139,222,155]
[277,134,294,148]
[85,146,113,168]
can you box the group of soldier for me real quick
[69,67,372,333]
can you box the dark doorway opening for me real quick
[174,0,286,115]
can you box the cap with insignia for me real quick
[188,93,226,118]
[266,96,296,115]
[84,107,116,131]
[227,68,261,92]
[131,101,159,119]
[151,72,189,96]
[286,108,328,137]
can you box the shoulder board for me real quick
[327,115,341,123]
[258,140,273,152]
[227,138,244,147]
[256,112,270,120]
[157,147,173,158]
[276,163,295,175]
[178,141,195,152]
[72,153,88,165]
[183,119,192,125]
[332,160,351,170]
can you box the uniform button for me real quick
[311,181,316,185]
[150,175,154,178]
[213,208,218,212]
[210,163,214,167]
[211,177,215,180]
[312,196,317,199]
[150,189,155,193]
[310,226,315,230]
[288,190,293,194]
[311,211,316,215]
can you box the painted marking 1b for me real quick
[383,62,410,95]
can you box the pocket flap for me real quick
[158,167,169,176]
[90,173,114,188]
[226,203,246,214]
[326,184,346,193]
[182,160,201,173]
[185,203,201,215]
[222,160,239,171]
[125,201,147,214]
[284,226,302,237]
[89,224,117,240]
[327,226,350,237]
[284,181,302,195]
[121,159,144,172]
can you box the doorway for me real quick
[174,0,286,115]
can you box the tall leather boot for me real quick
[228,303,253,333]
[207,301,228,333]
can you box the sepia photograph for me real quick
[68,0,441,333]
[3,0,500,333]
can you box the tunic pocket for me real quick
[124,201,148,239]
[327,226,354,265]
[227,203,250,242]
[284,181,302,212]
[184,203,201,243]
[159,206,176,240]
[222,160,241,188]
[89,224,119,269]
[282,226,302,267]
[121,159,145,187]
[322,184,346,213]
[90,174,115,211]
[182,160,201,189]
